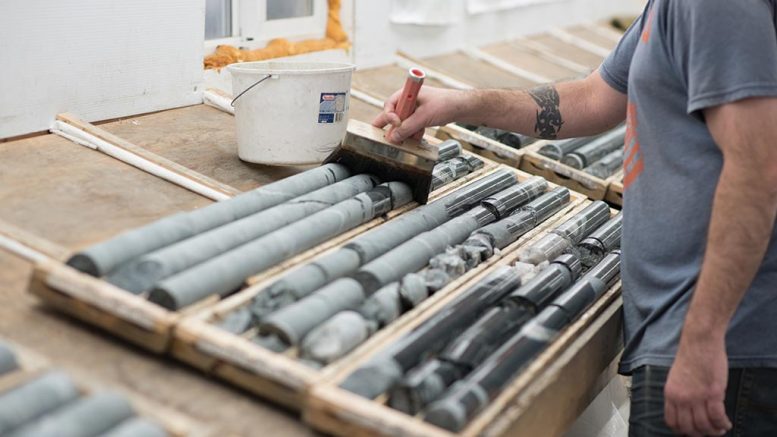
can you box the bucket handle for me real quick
[231,74,274,107]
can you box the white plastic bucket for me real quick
[228,61,356,165]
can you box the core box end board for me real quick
[26,151,497,355]
[171,166,588,411]
[304,208,623,437]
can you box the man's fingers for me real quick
[691,404,720,436]
[411,130,424,141]
[676,405,700,437]
[373,111,402,129]
[707,399,732,433]
[665,400,678,431]
[389,114,427,143]
[372,111,391,128]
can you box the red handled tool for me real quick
[387,68,426,141]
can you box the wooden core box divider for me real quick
[170,165,588,411]
[304,207,623,437]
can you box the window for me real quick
[267,0,314,20]
[205,0,233,40]
[205,0,327,48]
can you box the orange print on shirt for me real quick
[641,8,654,43]
[623,102,644,190]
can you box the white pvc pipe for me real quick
[203,89,235,115]
[50,120,230,202]
[0,234,49,263]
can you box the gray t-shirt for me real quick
[600,0,777,374]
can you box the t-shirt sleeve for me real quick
[673,0,777,114]
[599,4,650,94]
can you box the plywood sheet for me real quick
[527,35,604,68]
[421,52,537,89]
[354,64,449,100]
[100,105,310,193]
[0,134,210,251]
[0,250,314,436]
[482,42,583,81]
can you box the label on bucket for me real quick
[318,92,348,124]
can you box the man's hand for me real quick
[665,329,731,436]
[372,87,467,142]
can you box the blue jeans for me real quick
[629,365,777,436]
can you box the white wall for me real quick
[353,0,645,68]
[0,1,205,139]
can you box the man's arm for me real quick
[373,69,627,142]
[665,97,777,436]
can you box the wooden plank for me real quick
[305,208,623,437]
[0,341,209,436]
[480,42,583,81]
[413,52,537,89]
[58,113,241,198]
[0,133,210,251]
[98,105,311,193]
[173,167,587,412]
[605,170,624,207]
[522,34,605,69]
[28,259,177,353]
[1,250,313,436]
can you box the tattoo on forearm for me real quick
[528,85,564,139]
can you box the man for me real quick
[373,1,777,435]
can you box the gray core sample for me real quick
[101,417,169,437]
[295,179,558,364]
[7,392,135,437]
[518,201,610,265]
[437,139,463,161]
[431,156,484,190]
[107,174,378,293]
[250,170,518,320]
[579,212,623,268]
[67,163,351,276]
[261,278,366,345]
[561,125,626,169]
[0,342,18,375]
[583,148,624,179]
[0,371,81,434]
[537,136,599,161]
[148,182,413,310]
